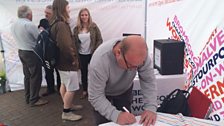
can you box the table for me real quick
[131,73,186,115]
[99,112,223,126]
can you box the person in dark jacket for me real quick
[73,8,103,99]
[38,5,61,96]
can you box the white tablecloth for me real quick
[99,112,223,126]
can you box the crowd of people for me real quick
[11,0,157,125]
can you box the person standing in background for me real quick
[38,5,61,96]
[73,8,103,99]
[11,5,48,106]
[50,0,82,121]
[38,5,52,31]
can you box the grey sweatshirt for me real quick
[88,38,157,123]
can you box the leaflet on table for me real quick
[99,112,223,126]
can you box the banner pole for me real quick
[144,0,147,42]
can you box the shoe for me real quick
[26,97,30,104]
[62,112,82,121]
[30,99,48,107]
[80,92,88,99]
[71,104,83,111]
[25,99,29,104]
[41,91,55,97]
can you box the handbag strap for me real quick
[180,90,190,99]
[158,89,181,110]
[185,85,195,98]
[166,89,180,99]
[166,89,190,100]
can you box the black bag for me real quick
[33,23,59,69]
[157,89,191,116]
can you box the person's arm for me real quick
[138,54,157,112]
[94,24,103,48]
[90,23,103,53]
[138,54,157,125]
[88,62,121,123]
[72,27,80,50]
[26,22,40,40]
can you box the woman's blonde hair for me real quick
[76,8,93,32]
[50,0,69,24]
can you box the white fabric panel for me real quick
[0,0,145,91]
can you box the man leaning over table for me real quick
[88,35,157,126]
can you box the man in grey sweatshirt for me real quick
[88,35,157,126]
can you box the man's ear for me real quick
[27,13,32,21]
[116,49,121,56]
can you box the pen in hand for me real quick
[121,106,137,124]
[122,106,130,113]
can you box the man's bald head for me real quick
[121,35,147,55]
[120,35,148,69]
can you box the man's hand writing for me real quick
[117,112,136,125]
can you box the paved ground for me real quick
[0,87,96,126]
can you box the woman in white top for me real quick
[73,8,103,99]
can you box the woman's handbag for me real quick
[157,89,191,116]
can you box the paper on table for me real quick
[99,116,142,126]
[99,115,171,126]
[99,112,223,126]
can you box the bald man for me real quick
[88,36,157,126]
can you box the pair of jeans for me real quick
[79,54,92,92]
[18,50,42,104]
